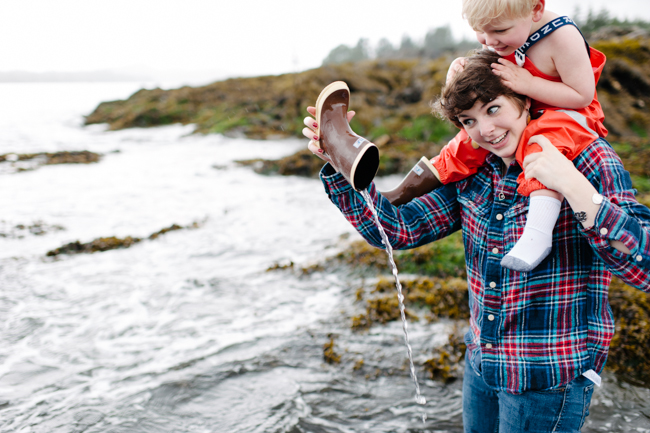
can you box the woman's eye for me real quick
[487,106,500,115]
[462,119,475,126]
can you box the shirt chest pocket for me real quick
[503,201,529,248]
[457,191,492,258]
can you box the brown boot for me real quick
[380,156,442,206]
[315,81,379,191]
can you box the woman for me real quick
[303,50,650,432]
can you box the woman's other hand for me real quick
[522,134,582,194]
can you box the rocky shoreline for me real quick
[85,35,650,178]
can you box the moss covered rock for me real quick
[606,277,650,385]
[46,222,198,257]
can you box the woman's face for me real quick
[457,95,530,164]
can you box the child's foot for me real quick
[501,196,561,272]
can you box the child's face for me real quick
[474,15,533,56]
[457,95,530,164]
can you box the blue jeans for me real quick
[462,360,595,432]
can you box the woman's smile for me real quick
[486,131,509,148]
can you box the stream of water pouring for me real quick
[360,189,426,407]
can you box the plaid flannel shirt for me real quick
[320,138,650,394]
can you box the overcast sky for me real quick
[2,0,650,82]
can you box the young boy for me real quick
[423,0,607,272]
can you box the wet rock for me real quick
[46,222,202,257]
[352,276,469,330]
[0,220,65,239]
[46,236,142,256]
[0,151,101,174]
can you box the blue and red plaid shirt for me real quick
[320,138,650,394]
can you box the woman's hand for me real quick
[302,106,355,164]
[522,134,582,194]
[446,57,467,84]
[491,58,534,95]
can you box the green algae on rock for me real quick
[352,277,469,330]
[606,277,650,386]
[46,222,201,257]
[0,151,101,165]
[331,232,466,279]
[1,151,102,173]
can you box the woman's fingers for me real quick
[307,140,321,154]
[521,151,540,171]
[302,127,319,141]
[528,134,553,149]
[303,116,318,131]
[307,139,332,163]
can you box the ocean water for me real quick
[0,82,648,432]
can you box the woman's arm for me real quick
[319,163,462,251]
[523,135,650,289]
[304,106,462,250]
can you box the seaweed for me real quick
[46,222,201,257]
[323,334,342,364]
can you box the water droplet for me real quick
[415,395,426,405]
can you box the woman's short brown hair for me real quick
[432,49,528,129]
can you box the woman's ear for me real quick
[532,0,545,22]
[525,97,532,111]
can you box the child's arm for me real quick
[491,28,595,109]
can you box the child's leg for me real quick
[381,129,489,205]
[500,189,562,272]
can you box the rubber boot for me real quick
[315,81,379,191]
[380,156,442,206]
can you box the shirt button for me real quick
[600,227,608,235]
[496,213,503,221]
[492,248,499,254]
[636,255,643,262]
[489,281,497,288]
[488,314,495,321]
[486,343,493,349]
[499,193,506,200]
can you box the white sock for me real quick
[501,196,561,272]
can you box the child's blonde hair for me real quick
[463,0,539,30]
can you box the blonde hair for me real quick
[463,0,539,30]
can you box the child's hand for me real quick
[303,106,355,164]
[491,58,534,95]
[446,57,467,84]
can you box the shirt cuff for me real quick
[581,198,647,264]
[320,163,353,196]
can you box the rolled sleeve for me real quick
[575,140,650,289]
